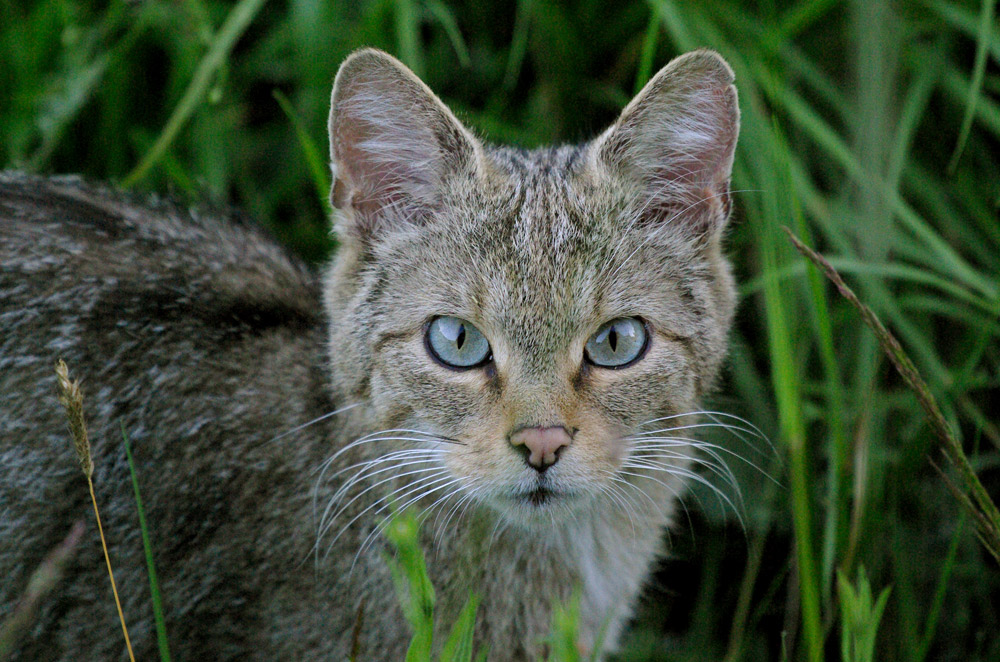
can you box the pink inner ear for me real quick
[333,98,441,217]
[329,55,478,237]
[603,77,737,239]
[650,90,737,188]
[632,173,721,238]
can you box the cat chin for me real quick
[485,486,593,529]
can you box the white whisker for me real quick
[266,402,361,445]
[318,464,448,545]
[350,478,463,571]
[432,488,478,551]
[621,461,745,531]
[628,450,738,491]
[627,436,777,486]
[321,471,453,561]
[327,455,445,509]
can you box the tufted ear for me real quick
[594,50,740,241]
[328,48,481,240]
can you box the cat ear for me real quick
[595,50,739,240]
[328,48,480,240]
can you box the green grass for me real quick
[836,567,891,662]
[122,424,172,662]
[2,0,998,659]
[382,510,485,662]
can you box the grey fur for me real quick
[0,48,739,660]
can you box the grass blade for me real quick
[55,361,136,662]
[837,567,892,662]
[503,0,537,89]
[426,0,471,68]
[122,0,268,187]
[946,0,997,173]
[785,229,1000,563]
[911,512,965,662]
[0,522,84,656]
[383,510,435,662]
[761,115,824,662]
[633,10,660,95]
[774,0,840,40]
[272,89,332,216]
[122,423,172,662]
[394,0,424,78]
[546,591,583,662]
[439,594,480,662]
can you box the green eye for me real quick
[585,318,648,368]
[426,316,492,369]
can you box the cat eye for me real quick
[425,316,492,369]
[585,318,648,368]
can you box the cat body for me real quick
[0,49,739,659]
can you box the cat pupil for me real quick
[609,327,618,352]
[456,325,466,350]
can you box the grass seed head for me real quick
[55,360,93,479]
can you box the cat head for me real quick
[325,48,739,526]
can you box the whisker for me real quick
[317,466,448,549]
[623,458,727,498]
[627,450,739,491]
[453,487,484,542]
[312,447,445,533]
[425,487,476,552]
[485,513,512,559]
[634,411,776,457]
[621,461,745,530]
[625,457,742,514]
[316,428,465,472]
[319,460,445,532]
[321,471,453,561]
[313,431,459,477]
[350,478,463,571]
[636,410,763,431]
[627,441,737,478]
[327,455,446,509]
[615,468,694,539]
[266,402,361,445]
[432,488,478,550]
[351,428,463,445]
[601,470,658,511]
[595,477,639,535]
[636,411,767,440]
[310,428,458,532]
[324,449,445,490]
[629,422,765,447]
[627,436,778,486]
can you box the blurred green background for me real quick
[2,0,998,660]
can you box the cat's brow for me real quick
[373,328,417,351]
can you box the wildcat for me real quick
[0,48,739,660]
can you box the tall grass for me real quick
[1,0,997,659]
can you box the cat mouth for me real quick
[521,487,555,506]
[511,484,569,507]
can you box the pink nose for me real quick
[509,426,572,471]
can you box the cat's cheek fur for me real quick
[585,339,697,417]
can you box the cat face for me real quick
[325,49,738,526]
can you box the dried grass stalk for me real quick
[55,360,136,661]
[784,229,1000,564]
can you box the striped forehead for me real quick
[495,145,590,272]
[479,145,603,359]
